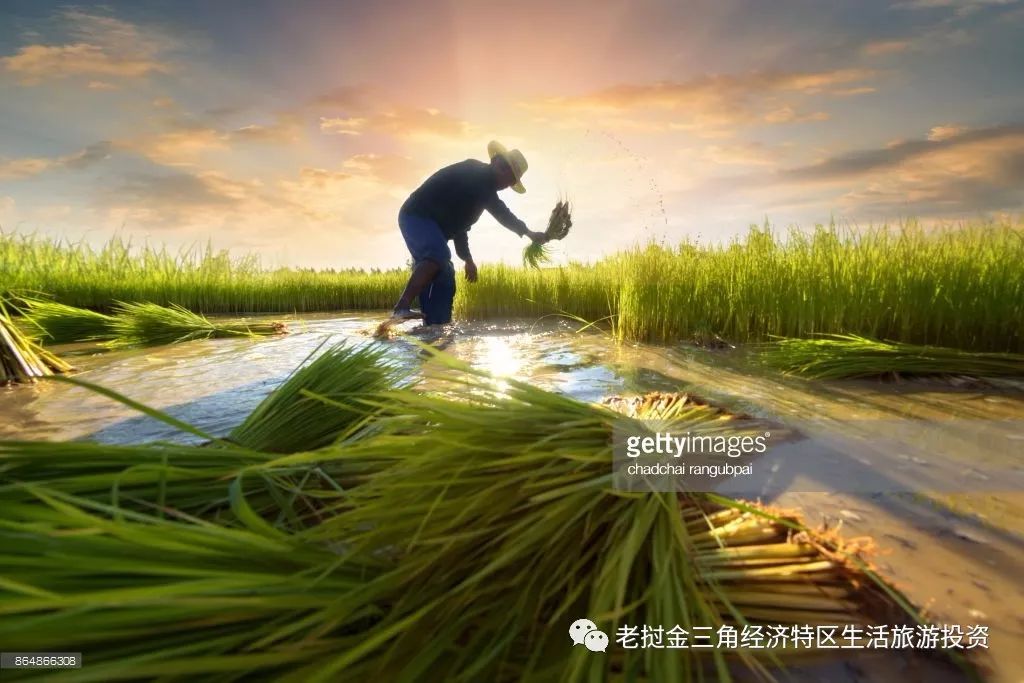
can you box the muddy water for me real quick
[1,314,1021,681]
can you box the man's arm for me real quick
[484,195,528,237]
[452,232,478,283]
[453,231,473,262]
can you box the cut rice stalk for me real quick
[1,298,73,384]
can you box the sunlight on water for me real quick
[475,334,527,379]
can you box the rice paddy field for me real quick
[4,219,1022,350]
[1,220,1023,682]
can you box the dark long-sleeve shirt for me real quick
[401,159,527,261]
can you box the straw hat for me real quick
[487,140,527,193]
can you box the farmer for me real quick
[391,140,548,325]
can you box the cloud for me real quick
[231,115,303,144]
[861,40,912,57]
[341,153,422,186]
[777,124,1024,182]
[521,69,875,136]
[314,86,472,139]
[121,126,228,165]
[1,43,166,84]
[893,0,1017,12]
[292,167,352,190]
[767,123,1024,216]
[699,143,779,167]
[100,166,308,232]
[927,124,966,141]
[0,9,173,85]
[0,142,112,180]
[113,172,242,209]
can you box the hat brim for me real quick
[487,140,526,193]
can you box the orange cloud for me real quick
[522,69,874,136]
[231,115,303,144]
[121,127,228,166]
[1,43,166,84]
[861,40,912,57]
[0,9,173,85]
[699,143,779,167]
[0,142,111,180]
[314,86,472,139]
[768,124,1024,216]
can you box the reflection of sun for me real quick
[476,335,527,379]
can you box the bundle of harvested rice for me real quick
[0,299,73,384]
[108,301,287,347]
[19,298,117,344]
[523,199,572,268]
[760,334,1024,379]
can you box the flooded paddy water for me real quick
[1,312,1021,682]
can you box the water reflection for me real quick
[0,315,626,444]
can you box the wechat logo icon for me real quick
[569,618,609,652]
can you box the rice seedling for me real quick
[0,345,970,681]
[523,200,573,268]
[286,356,941,682]
[0,298,73,384]
[18,298,117,344]
[4,220,1022,350]
[0,489,380,681]
[759,334,1024,379]
[228,341,409,454]
[107,301,287,347]
[0,342,405,524]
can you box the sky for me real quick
[1,0,1023,269]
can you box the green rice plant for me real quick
[522,240,552,268]
[228,341,409,454]
[107,302,286,347]
[19,298,117,344]
[0,230,407,315]
[285,355,930,682]
[0,298,73,384]
[0,348,956,681]
[0,342,405,523]
[759,334,1024,379]
[522,200,572,269]
[4,220,1022,351]
[0,489,380,681]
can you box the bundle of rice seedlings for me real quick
[289,360,942,682]
[229,341,408,454]
[19,298,117,344]
[108,301,287,347]
[0,343,404,526]
[0,350,970,681]
[0,489,379,681]
[760,334,1024,380]
[0,299,73,384]
[523,200,572,268]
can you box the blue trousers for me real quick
[399,211,456,325]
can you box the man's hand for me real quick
[464,259,478,283]
[526,230,548,245]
